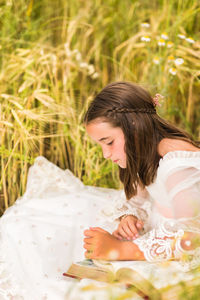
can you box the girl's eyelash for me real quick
[107,141,113,145]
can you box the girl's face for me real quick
[86,120,126,168]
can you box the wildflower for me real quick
[64,43,71,56]
[186,37,195,44]
[161,33,169,40]
[174,58,184,66]
[169,68,177,75]
[167,55,175,62]
[87,64,95,75]
[153,57,160,65]
[75,52,82,61]
[178,34,186,40]
[141,22,150,28]
[79,62,88,68]
[72,49,82,61]
[167,41,173,48]
[141,36,151,42]
[92,72,99,79]
[158,39,165,46]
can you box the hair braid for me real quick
[107,107,156,114]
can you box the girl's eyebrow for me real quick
[99,136,111,142]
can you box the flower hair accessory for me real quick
[153,94,164,107]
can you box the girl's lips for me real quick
[113,159,119,163]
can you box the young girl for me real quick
[83,81,200,264]
[0,81,199,299]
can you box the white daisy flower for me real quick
[178,34,186,40]
[79,62,88,68]
[167,41,173,48]
[169,68,177,75]
[75,52,82,61]
[174,58,184,66]
[141,36,151,42]
[87,64,95,75]
[141,22,150,28]
[161,33,169,40]
[158,39,165,46]
[92,72,99,79]
[153,57,160,65]
[186,37,195,44]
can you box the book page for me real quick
[94,260,197,289]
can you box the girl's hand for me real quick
[83,227,123,260]
[83,226,145,261]
[112,215,143,240]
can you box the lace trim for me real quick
[134,221,184,261]
[100,195,151,225]
[134,219,200,271]
[106,207,148,223]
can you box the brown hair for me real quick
[84,81,200,199]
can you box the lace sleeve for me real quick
[134,166,200,271]
[100,186,151,225]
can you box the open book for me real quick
[63,259,200,299]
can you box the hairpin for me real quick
[153,94,164,107]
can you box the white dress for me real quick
[0,151,200,299]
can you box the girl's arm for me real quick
[133,166,200,268]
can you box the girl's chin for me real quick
[118,162,126,169]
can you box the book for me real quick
[63,259,200,300]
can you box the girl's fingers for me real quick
[83,237,93,244]
[83,243,93,250]
[112,230,123,240]
[84,229,95,237]
[118,226,130,239]
[122,223,135,239]
[127,220,139,238]
[136,220,144,229]
[83,243,89,250]
[89,227,107,233]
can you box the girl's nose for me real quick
[103,148,111,159]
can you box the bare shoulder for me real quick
[158,138,200,157]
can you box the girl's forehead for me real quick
[86,121,115,132]
[86,121,124,141]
